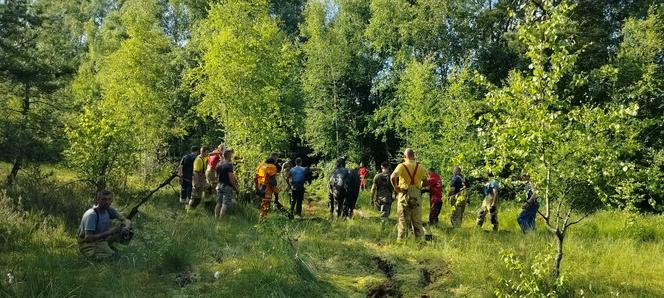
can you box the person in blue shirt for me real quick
[448,166,468,228]
[477,170,499,231]
[288,157,309,218]
[517,172,539,233]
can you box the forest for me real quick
[1,0,663,297]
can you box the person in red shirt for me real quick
[358,162,368,191]
[425,168,443,225]
[206,143,224,191]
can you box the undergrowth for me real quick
[0,165,663,297]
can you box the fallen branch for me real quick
[127,172,178,220]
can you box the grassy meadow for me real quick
[0,164,663,297]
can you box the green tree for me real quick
[586,4,664,212]
[366,0,511,164]
[387,58,488,173]
[269,0,306,38]
[301,0,381,161]
[189,0,300,184]
[0,0,82,186]
[67,0,179,190]
[482,0,641,278]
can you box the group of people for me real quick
[371,148,538,242]
[77,144,239,260]
[254,152,310,219]
[179,147,312,221]
[77,145,538,259]
[178,144,238,219]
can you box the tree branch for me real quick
[555,196,564,229]
[565,213,589,229]
[29,99,76,111]
[536,209,558,233]
[562,202,574,228]
[4,107,23,114]
[551,151,574,167]
[536,209,549,222]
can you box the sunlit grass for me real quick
[1,166,663,297]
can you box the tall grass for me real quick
[1,164,663,297]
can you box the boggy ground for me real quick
[1,168,663,297]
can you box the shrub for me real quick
[495,250,566,298]
[0,191,34,251]
[7,166,89,228]
[623,214,659,243]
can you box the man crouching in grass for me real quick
[78,189,131,260]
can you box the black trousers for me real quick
[290,187,305,216]
[180,180,192,201]
[429,201,442,225]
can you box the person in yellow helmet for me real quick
[254,152,280,220]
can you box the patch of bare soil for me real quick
[418,259,451,287]
[367,257,402,298]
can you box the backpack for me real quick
[401,162,422,203]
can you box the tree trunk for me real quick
[6,158,22,187]
[7,83,30,186]
[333,81,339,157]
[552,231,564,278]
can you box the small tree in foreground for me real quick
[483,0,640,278]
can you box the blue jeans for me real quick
[517,202,539,232]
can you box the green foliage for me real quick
[300,0,381,161]
[190,0,300,183]
[622,213,659,242]
[390,59,490,173]
[0,190,33,251]
[495,250,565,298]
[481,0,640,211]
[68,0,181,189]
[0,0,83,184]
[1,163,664,296]
[366,0,482,68]
[611,6,663,211]
[65,108,136,190]
[4,0,664,296]
[269,0,306,37]
[584,4,664,211]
